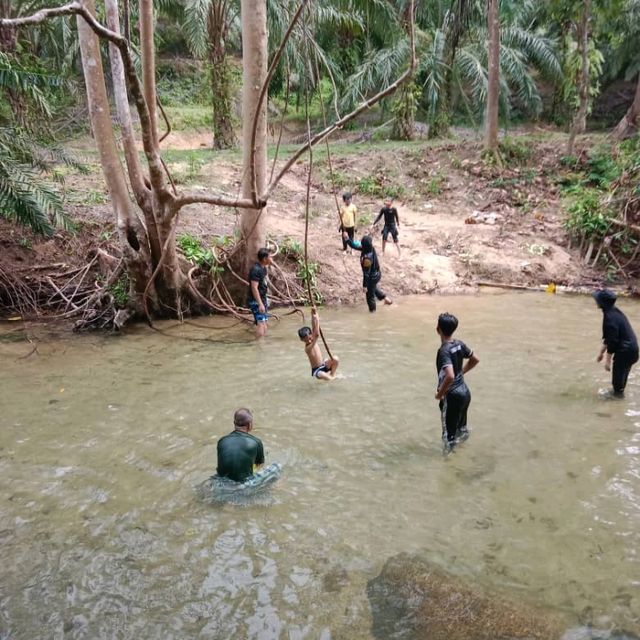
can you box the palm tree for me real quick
[183,0,237,149]
[0,126,77,235]
[338,0,561,139]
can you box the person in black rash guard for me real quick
[343,233,393,312]
[593,289,639,398]
[373,196,401,257]
[247,247,272,338]
[216,408,265,482]
[435,312,480,453]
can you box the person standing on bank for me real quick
[339,192,357,253]
[593,289,639,398]
[435,312,479,453]
[343,233,393,312]
[247,247,272,338]
[373,196,401,257]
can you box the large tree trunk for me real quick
[103,0,156,307]
[240,0,268,273]
[484,0,500,154]
[139,0,158,148]
[567,0,590,156]
[77,0,156,311]
[612,73,640,140]
[209,3,236,150]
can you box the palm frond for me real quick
[501,26,562,82]
[0,128,76,235]
[340,38,411,110]
[183,0,213,59]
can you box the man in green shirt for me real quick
[216,408,265,482]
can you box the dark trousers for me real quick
[440,384,471,442]
[342,226,355,250]
[612,350,639,395]
[365,275,386,312]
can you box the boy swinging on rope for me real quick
[298,308,340,380]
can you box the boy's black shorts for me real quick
[382,224,399,242]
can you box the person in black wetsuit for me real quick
[435,312,480,453]
[593,289,639,398]
[216,408,265,482]
[343,233,393,312]
[373,196,401,257]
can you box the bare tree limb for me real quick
[263,0,416,201]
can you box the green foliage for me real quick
[585,146,622,187]
[280,236,323,303]
[281,236,303,258]
[499,137,533,165]
[163,106,213,131]
[564,186,611,239]
[297,260,323,304]
[0,52,65,125]
[357,174,405,199]
[177,233,216,269]
[108,274,130,308]
[562,37,604,113]
[0,127,80,235]
[424,173,445,195]
[156,60,211,106]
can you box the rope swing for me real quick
[302,4,334,361]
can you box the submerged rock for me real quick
[561,629,640,640]
[367,553,564,640]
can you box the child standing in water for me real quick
[298,308,340,380]
[339,192,357,253]
[344,233,393,312]
[434,312,479,453]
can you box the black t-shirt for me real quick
[375,207,399,226]
[602,307,638,354]
[216,430,265,482]
[360,249,380,281]
[436,339,473,393]
[247,262,267,304]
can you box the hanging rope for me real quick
[302,5,333,360]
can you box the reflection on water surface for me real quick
[1,293,639,639]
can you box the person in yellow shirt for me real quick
[339,192,357,253]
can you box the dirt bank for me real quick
[0,133,605,322]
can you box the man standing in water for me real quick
[247,247,272,338]
[593,289,639,398]
[435,313,479,453]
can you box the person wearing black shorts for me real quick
[373,196,400,257]
[247,247,272,338]
[435,312,480,453]
[593,289,639,398]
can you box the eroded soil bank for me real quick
[0,132,610,323]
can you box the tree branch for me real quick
[1,2,168,200]
[172,194,261,210]
[263,0,416,201]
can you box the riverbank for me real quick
[0,131,611,323]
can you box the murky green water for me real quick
[1,292,639,639]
